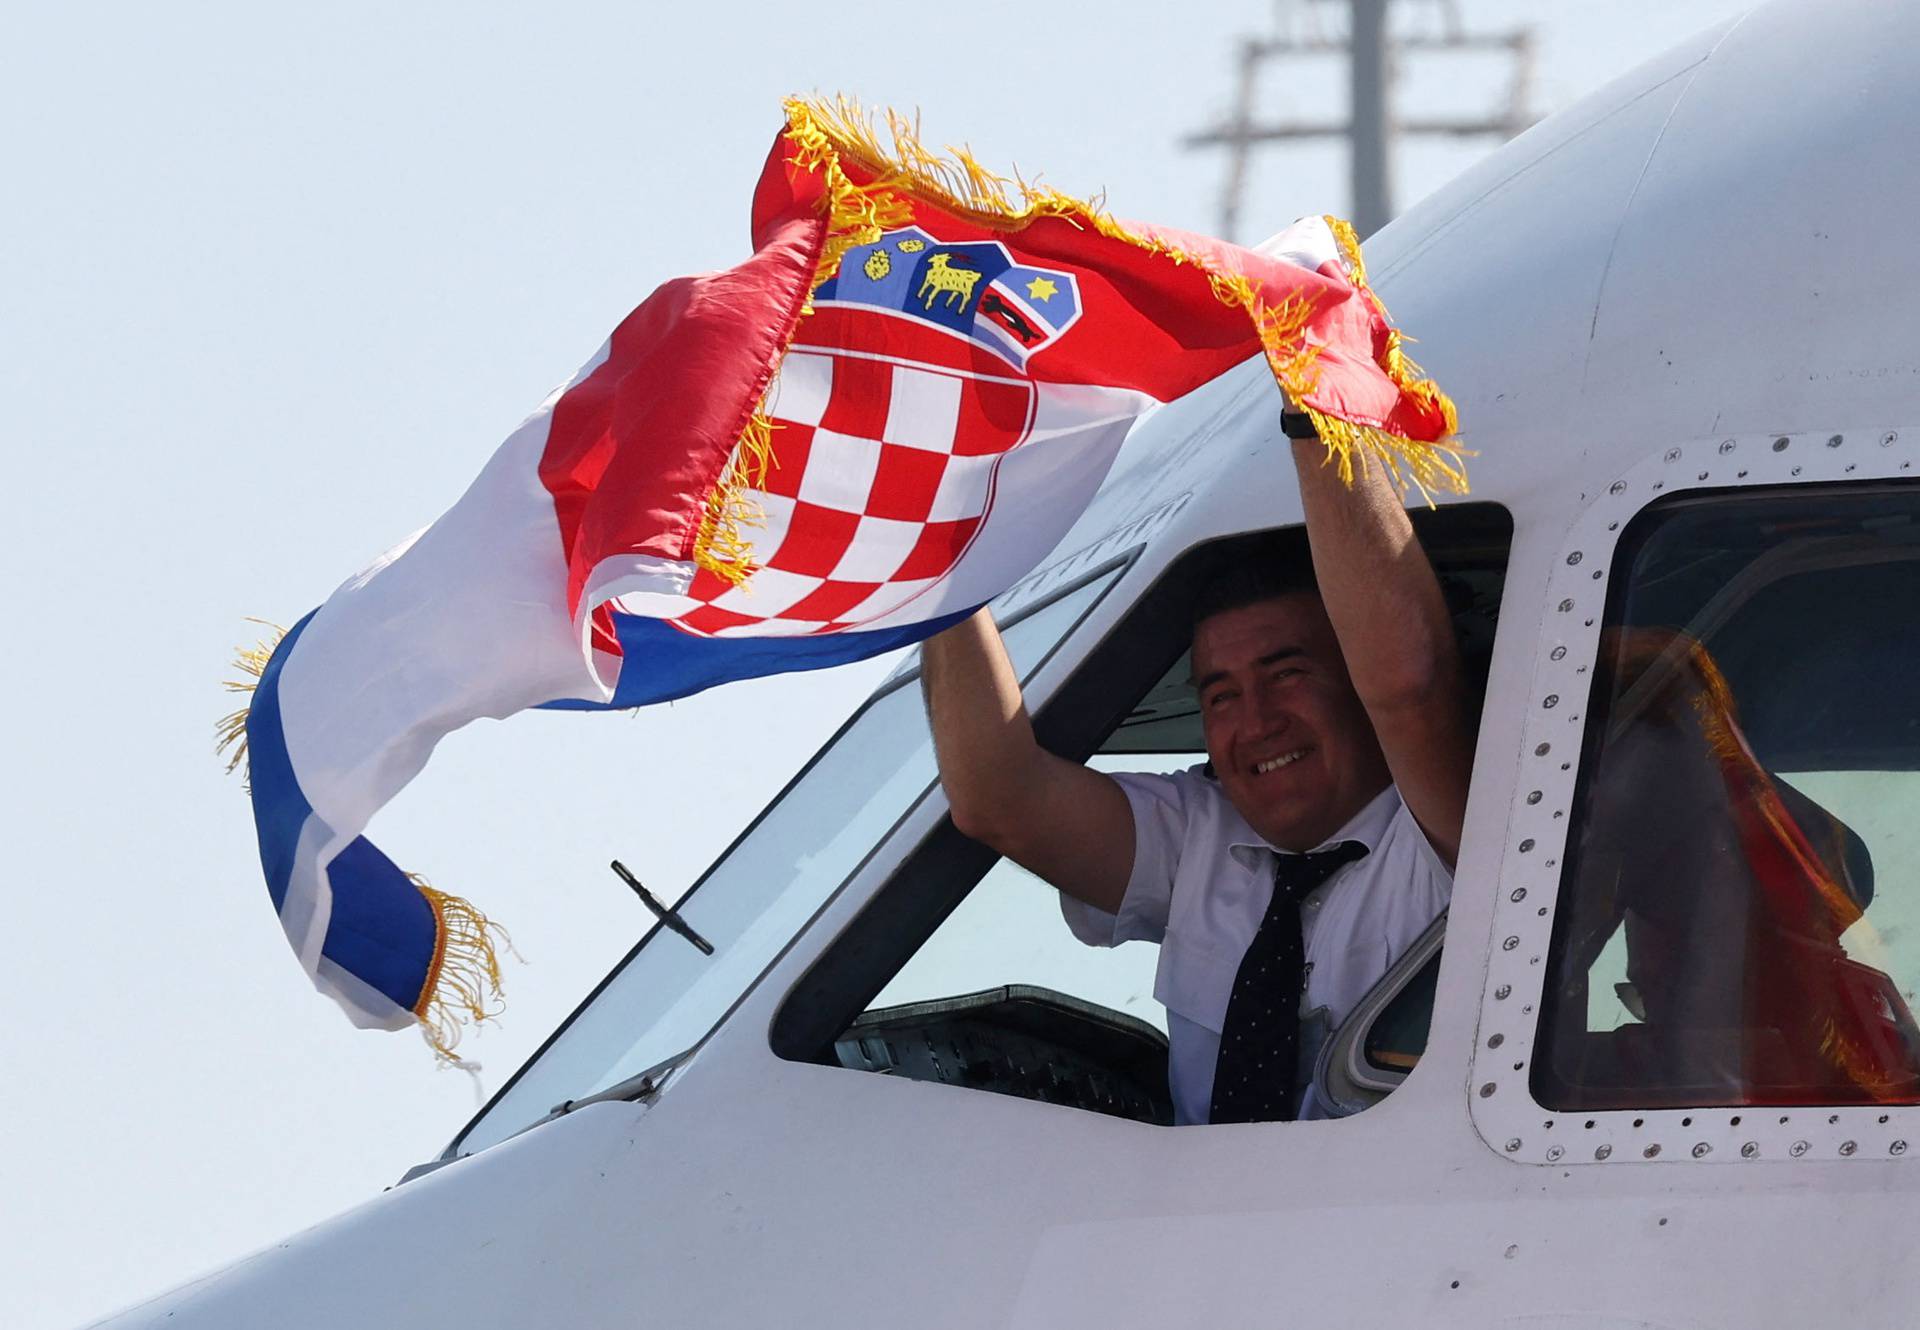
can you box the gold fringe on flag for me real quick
[217,621,517,1065]
[692,409,782,586]
[411,876,517,1068]
[215,619,287,792]
[1312,215,1466,499]
[748,96,1468,510]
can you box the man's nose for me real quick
[1247,681,1291,734]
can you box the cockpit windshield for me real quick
[451,561,1129,1156]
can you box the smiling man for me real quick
[921,426,1473,1124]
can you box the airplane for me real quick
[99,1,1920,1324]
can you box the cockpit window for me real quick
[772,504,1512,1125]
[451,560,1129,1157]
[1537,484,1920,1110]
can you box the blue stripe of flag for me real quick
[247,611,436,1013]
[538,607,976,712]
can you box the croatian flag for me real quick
[229,99,1461,1057]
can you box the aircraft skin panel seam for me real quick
[1371,27,1733,288]
[1577,9,1754,385]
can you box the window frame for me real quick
[1468,426,1920,1170]
[773,503,1514,1126]
[1321,912,1448,1114]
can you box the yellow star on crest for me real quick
[1025,276,1059,302]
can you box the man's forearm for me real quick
[920,610,1138,909]
[1290,439,1458,708]
[1291,436,1472,864]
[920,610,1044,841]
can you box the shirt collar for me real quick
[1224,784,1402,867]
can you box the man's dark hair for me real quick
[1189,559,1321,636]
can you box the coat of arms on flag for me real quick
[814,226,1083,370]
[221,96,1465,1062]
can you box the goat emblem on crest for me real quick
[917,253,984,311]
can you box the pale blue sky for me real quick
[0,3,1754,1324]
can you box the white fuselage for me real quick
[101,3,1920,1326]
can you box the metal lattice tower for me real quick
[1186,0,1538,240]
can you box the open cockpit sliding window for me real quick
[771,503,1514,1125]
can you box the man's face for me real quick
[1192,592,1391,852]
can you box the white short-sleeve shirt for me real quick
[1061,768,1452,1125]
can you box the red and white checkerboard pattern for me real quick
[673,349,1035,637]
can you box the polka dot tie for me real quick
[1209,841,1369,1125]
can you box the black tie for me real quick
[1209,841,1369,1125]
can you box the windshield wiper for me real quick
[611,859,715,955]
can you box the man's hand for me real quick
[1290,439,1474,866]
[921,610,1136,912]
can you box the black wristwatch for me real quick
[1281,410,1318,440]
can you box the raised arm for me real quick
[920,609,1136,913]
[1291,439,1474,866]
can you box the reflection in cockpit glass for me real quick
[1539,486,1920,1110]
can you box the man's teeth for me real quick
[1254,750,1307,774]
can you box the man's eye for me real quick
[1204,690,1236,710]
